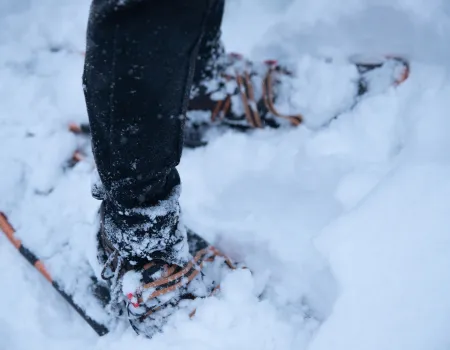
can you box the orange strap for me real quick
[139,246,237,321]
[263,67,303,126]
[389,56,410,86]
[236,73,259,128]
[212,65,304,128]
[243,72,263,128]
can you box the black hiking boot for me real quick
[97,203,238,338]
[184,52,303,148]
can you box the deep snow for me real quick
[1,0,450,349]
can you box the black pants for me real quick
[83,0,224,264]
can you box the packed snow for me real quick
[1,0,450,349]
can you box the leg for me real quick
[83,1,247,337]
[191,0,225,88]
[83,0,214,265]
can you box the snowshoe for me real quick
[184,53,410,147]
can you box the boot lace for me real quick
[101,250,124,314]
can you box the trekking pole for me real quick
[0,212,109,336]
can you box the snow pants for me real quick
[83,0,224,264]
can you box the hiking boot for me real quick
[97,203,238,338]
[185,52,303,147]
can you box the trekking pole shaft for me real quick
[0,212,109,336]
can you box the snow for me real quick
[275,56,359,128]
[1,0,450,350]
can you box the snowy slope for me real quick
[1,1,450,350]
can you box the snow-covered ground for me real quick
[2,0,450,349]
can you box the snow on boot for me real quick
[97,203,239,338]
